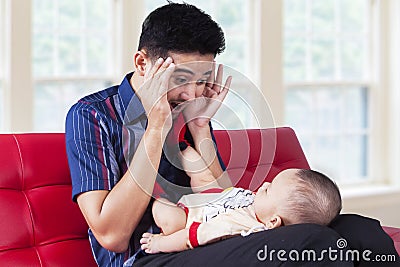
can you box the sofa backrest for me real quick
[2,128,396,265]
[213,127,310,191]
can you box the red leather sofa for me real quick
[0,127,399,266]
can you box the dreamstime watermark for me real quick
[256,238,397,263]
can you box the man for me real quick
[66,3,231,266]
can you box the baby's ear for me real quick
[267,215,282,229]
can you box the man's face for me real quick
[165,52,215,110]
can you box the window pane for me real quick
[339,0,366,32]
[311,0,335,33]
[311,37,335,80]
[32,0,54,28]
[33,33,54,76]
[86,34,110,75]
[58,33,81,75]
[86,0,109,28]
[284,0,307,32]
[33,0,113,77]
[33,0,114,131]
[340,38,366,80]
[58,0,81,29]
[285,0,369,82]
[213,66,274,130]
[217,35,246,72]
[284,36,306,82]
[285,88,315,132]
[285,86,369,180]
[213,0,246,30]
[34,80,112,132]
[284,0,371,181]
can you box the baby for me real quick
[140,146,342,254]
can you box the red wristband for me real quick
[189,222,201,248]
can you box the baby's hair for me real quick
[282,169,342,226]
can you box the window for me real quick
[32,0,116,131]
[284,0,372,182]
[145,0,265,130]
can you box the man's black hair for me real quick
[138,2,225,59]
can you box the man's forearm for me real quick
[78,127,167,252]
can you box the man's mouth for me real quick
[169,102,179,109]
[169,101,184,110]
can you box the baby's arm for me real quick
[140,228,190,254]
[180,146,222,192]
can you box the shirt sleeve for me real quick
[65,102,119,201]
[187,207,264,248]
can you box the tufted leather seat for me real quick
[0,133,97,266]
[0,127,398,265]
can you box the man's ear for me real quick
[134,50,149,76]
[267,215,282,229]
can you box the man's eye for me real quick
[174,77,188,84]
[196,79,207,85]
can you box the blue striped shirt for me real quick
[65,72,225,267]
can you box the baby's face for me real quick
[253,169,299,225]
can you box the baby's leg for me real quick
[180,146,222,193]
[152,198,187,235]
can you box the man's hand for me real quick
[138,57,175,133]
[182,63,232,132]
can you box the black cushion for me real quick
[329,214,400,267]
[133,223,353,267]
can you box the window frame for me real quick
[1,0,399,189]
[282,0,380,185]
[31,0,119,132]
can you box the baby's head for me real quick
[254,168,341,229]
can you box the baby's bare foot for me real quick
[140,232,162,254]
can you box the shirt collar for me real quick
[118,72,146,124]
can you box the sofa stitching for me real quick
[13,135,42,266]
[12,135,24,190]
[34,246,43,267]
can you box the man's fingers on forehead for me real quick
[160,63,176,87]
[221,75,232,94]
[160,57,173,69]
[206,62,216,85]
[216,64,224,84]
[148,57,164,77]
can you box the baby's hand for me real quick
[140,232,162,254]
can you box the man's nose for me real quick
[179,82,197,101]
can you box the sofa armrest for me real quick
[383,226,400,256]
